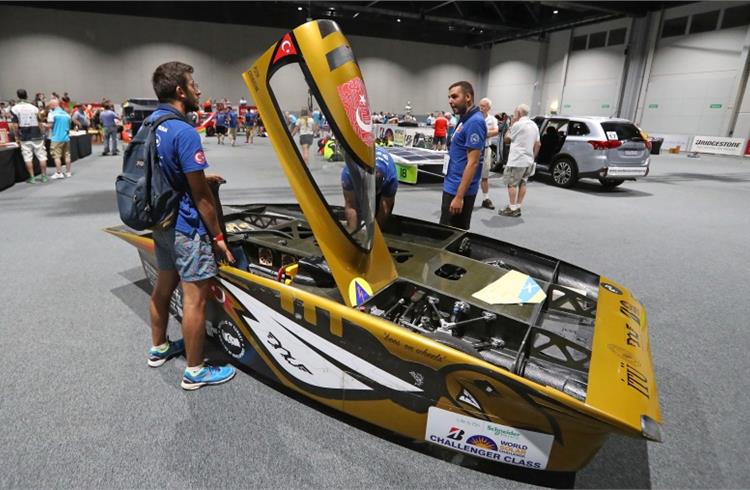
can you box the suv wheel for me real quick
[599,179,624,190]
[551,158,578,188]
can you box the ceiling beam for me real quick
[312,2,519,32]
[524,3,540,24]
[453,2,465,18]
[471,12,618,48]
[487,1,508,24]
[423,1,454,14]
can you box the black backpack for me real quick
[115,113,184,230]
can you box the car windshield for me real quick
[268,62,375,251]
[601,122,643,141]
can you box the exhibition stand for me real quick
[0,132,93,190]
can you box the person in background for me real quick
[432,111,448,151]
[215,107,228,145]
[72,105,89,131]
[146,61,236,390]
[426,112,435,126]
[61,93,71,112]
[499,104,540,218]
[47,98,73,179]
[100,104,120,156]
[311,107,322,137]
[447,111,458,149]
[440,81,486,230]
[245,109,257,144]
[478,97,499,210]
[10,89,49,183]
[227,105,238,146]
[292,108,316,165]
[341,146,398,229]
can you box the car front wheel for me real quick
[551,158,578,188]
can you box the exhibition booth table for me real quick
[0,132,93,190]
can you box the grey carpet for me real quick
[0,137,748,489]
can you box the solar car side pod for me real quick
[242,20,397,307]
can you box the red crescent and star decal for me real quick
[194,150,206,165]
[337,78,373,146]
[272,33,298,64]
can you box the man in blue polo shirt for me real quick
[145,61,236,391]
[440,81,486,230]
[341,147,398,229]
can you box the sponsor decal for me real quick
[220,279,422,392]
[690,135,745,156]
[466,435,498,451]
[209,283,226,304]
[455,122,463,134]
[194,150,206,165]
[606,131,619,141]
[409,370,424,387]
[457,387,482,411]
[272,33,297,64]
[348,277,373,306]
[337,78,373,146]
[425,407,553,470]
[602,282,622,295]
[219,320,246,359]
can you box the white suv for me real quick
[532,116,650,189]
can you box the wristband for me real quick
[212,233,225,243]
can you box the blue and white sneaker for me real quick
[181,364,236,391]
[147,339,185,367]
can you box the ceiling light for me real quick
[553,10,559,14]
[297,6,303,11]
[396,18,401,23]
[353,12,360,18]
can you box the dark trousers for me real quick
[439,192,477,230]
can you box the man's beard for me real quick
[452,102,468,116]
[185,95,200,113]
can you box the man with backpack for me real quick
[144,61,236,390]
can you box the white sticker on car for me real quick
[606,131,619,140]
[425,406,554,470]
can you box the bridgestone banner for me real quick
[689,136,746,156]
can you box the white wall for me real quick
[485,39,541,114]
[640,26,748,135]
[639,2,750,135]
[558,19,630,117]
[0,5,481,115]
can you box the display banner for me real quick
[689,135,746,156]
[374,124,434,148]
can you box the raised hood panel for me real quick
[242,20,397,307]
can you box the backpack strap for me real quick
[142,113,189,205]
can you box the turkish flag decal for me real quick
[272,33,297,64]
[337,77,373,146]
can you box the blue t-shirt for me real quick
[245,111,257,125]
[100,109,117,128]
[443,107,486,196]
[147,104,210,237]
[216,111,227,127]
[49,108,71,143]
[228,111,238,128]
[341,147,398,197]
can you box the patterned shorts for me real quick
[153,228,217,282]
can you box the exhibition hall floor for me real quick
[1,138,748,489]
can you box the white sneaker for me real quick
[51,172,65,180]
[65,172,72,178]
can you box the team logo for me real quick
[348,277,373,306]
[455,122,463,133]
[272,33,298,64]
[447,427,465,441]
[209,283,226,304]
[457,387,482,411]
[337,78,374,146]
[602,282,623,295]
[155,134,161,147]
[466,435,498,451]
[194,150,206,165]
[218,320,245,359]
[469,133,481,145]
